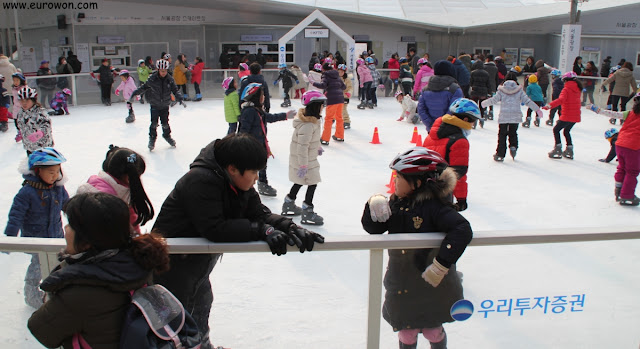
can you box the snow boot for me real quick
[194,93,202,102]
[609,118,616,125]
[509,146,517,159]
[399,341,417,349]
[344,122,351,129]
[522,116,531,128]
[301,202,324,225]
[534,118,540,127]
[257,181,277,196]
[493,154,504,162]
[619,196,640,206]
[562,145,574,159]
[0,122,7,132]
[281,195,302,216]
[148,137,156,151]
[332,135,344,142]
[615,183,622,201]
[546,118,553,126]
[548,144,563,159]
[163,136,177,147]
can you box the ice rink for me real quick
[1,95,638,348]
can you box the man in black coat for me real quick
[66,51,82,73]
[152,134,324,349]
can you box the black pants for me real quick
[149,107,171,139]
[368,87,377,105]
[461,85,470,99]
[139,81,146,102]
[194,82,201,95]
[288,184,317,205]
[401,81,412,96]
[549,105,561,121]
[259,164,268,184]
[284,86,291,101]
[539,83,549,101]
[154,253,221,344]
[527,101,544,119]
[611,95,630,112]
[553,120,576,146]
[100,83,112,102]
[471,96,487,119]
[179,84,188,97]
[362,82,372,102]
[496,123,519,157]
[227,122,237,135]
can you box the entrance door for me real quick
[179,40,199,63]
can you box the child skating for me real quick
[11,72,27,141]
[361,147,472,349]
[47,88,71,116]
[15,86,54,155]
[223,77,241,134]
[546,69,564,126]
[273,63,298,107]
[543,71,582,160]
[0,74,9,132]
[599,128,618,163]
[313,64,346,144]
[395,90,417,123]
[115,70,139,123]
[524,75,544,127]
[338,64,352,129]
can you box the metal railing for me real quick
[1,227,639,348]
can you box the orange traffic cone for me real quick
[410,126,418,143]
[414,133,422,147]
[370,127,381,144]
[385,170,396,188]
[387,171,397,194]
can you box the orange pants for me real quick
[322,103,344,142]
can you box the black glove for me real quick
[287,224,325,252]
[262,224,294,256]
[454,198,468,212]
[180,100,187,108]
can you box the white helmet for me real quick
[156,59,170,70]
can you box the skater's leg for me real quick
[259,165,268,184]
[304,184,317,206]
[321,108,335,142]
[617,147,640,200]
[159,108,171,138]
[562,122,575,146]
[422,326,446,348]
[149,107,160,139]
[508,123,519,150]
[288,184,303,201]
[496,123,508,157]
[398,328,420,346]
[620,96,630,112]
[331,104,344,139]
[610,95,621,112]
[227,122,237,135]
[342,102,350,124]
[552,121,566,146]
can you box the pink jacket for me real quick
[115,77,137,100]
[76,171,140,233]
[414,65,434,93]
[357,64,373,87]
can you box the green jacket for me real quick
[137,65,152,83]
[224,90,241,123]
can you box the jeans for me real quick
[24,254,44,308]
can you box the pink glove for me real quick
[7,112,13,119]
[136,95,141,101]
[536,109,543,119]
[115,89,120,96]
[541,105,550,110]
[346,92,351,98]
[27,130,43,142]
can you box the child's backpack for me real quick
[119,284,202,349]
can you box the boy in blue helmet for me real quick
[273,63,298,107]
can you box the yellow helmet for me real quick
[528,74,538,83]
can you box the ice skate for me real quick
[619,196,640,206]
[163,136,177,147]
[614,184,622,201]
[281,195,302,216]
[193,93,202,102]
[320,140,329,145]
[0,121,7,132]
[344,122,351,129]
[534,118,540,127]
[479,118,485,128]
[493,154,504,162]
[125,111,135,123]
[367,102,374,109]
[257,181,277,196]
[522,116,531,128]
[430,332,447,349]
[609,118,616,125]
[332,135,344,142]
[148,137,156,151]
[509,147,517,159]
[301,202,324,225]
[562,145,573,159]
[280,99,291,108]
[357,102,366,110]
[487,109,494,120]
[548,144,563,159]
[546,118,553,126]
[182,96,191,101]
[398,341,417,349]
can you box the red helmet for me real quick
[389,147,448,175]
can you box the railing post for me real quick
[367,249,384,349]
[71,75,77,107]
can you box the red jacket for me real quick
[191,61,204,84]
[549,80,581,123]
[423,116,470,200]
[617,110,640,151]
[388,58,400,80]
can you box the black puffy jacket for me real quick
[469,61,490,98]
[131,71,182,108]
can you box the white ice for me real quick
[1,96,638,348]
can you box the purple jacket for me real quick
[49,91,69,114]
[312,69,346,105]
[417,75,463,131]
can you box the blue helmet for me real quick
[28,147,66,170]
[12,72,26,84]
[449,98,481,120]
[241,82,263,101]
[278,63,287,69]
[365,57,375,64]
[604,128,618,139]
[551,69,562,77]
[399,57,407,63]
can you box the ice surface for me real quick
[1,97,638,348]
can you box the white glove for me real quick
[368,194,391,222]
[480,100,487,108]
[422,259,449,287]
[536,109,544,120]
[286,110,296,119]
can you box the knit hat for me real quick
[528,75,538,83]
[433,60,455,77]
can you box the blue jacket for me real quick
[526,82,544,102]
[238,105,287,150]
[5,172,68,238]
[552,78,564,100]
[452,59,470,86]
[417,75,463,131]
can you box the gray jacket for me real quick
[482,81,539,124]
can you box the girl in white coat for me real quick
[282,90,326,225]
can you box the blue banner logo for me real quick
[450,299,474,321]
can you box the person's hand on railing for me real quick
[422,258,449,287]
[368,194,391,222]
[262,224,292,256]
[287,224,325,252]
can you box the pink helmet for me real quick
[301,90,327,106]
[356,58,365,65]
[221,76,234,90]
[324,58,332,64]
[389,147,448,175]
[239,63,249,71]
[562,71,577,80]
[118,69,129,75]
[313,63,322,71]
[395,90,404,99]
[417,58,428,65]
[62,88,72,95]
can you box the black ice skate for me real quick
[344,122,351,129]
[357,102,366,110]
[163,136,177,147]
[509,147,517,159]
[0,121,7,132]
[280,99,291,107]
[534,118,540,127]
[257,181,277,196]
[614,184,622,201]
[487,109,494,120]
[125,111,135,123]
[493,154,504,162]
[332,135,344,142]
[548,144,563,159]
[562,145,573,159]
[546,118,554,126]
[148,137,156,151]
[522,116,531,128]
[619,196,640,206]
[609,118,616,125]
[281,195,302,216]
[367,102,374,109]
[398,341,417,349]
[320,140,329,145]
[301,202,324,225]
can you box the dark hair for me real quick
[409,47,416,54]
[63,193,169,273]
[249,62,262,75]
[622,62,633,71]
[586,61,598,74]
[160,52,166,59]
[195,56,203,64]
[102,145,154,226]
[573,56,582,65]
[486,54,495,61]
[177,54,187,65]
[396,171,451,206]
[322,63,333,71]
[120,72,129,79]
[504,72,519,83]
[214,133,267,174]
[304,102,323,119]
[58,56,66,64]
[617,58,626,65]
